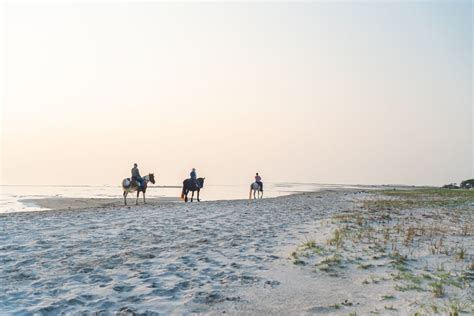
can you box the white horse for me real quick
[249,182,263,199]
[122,173,155,205]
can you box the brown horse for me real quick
[122,173,155,205]
[181,177,205,202]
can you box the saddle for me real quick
[125,178,141,188]
[189,178,200,189]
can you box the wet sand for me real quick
[20,197,180,211]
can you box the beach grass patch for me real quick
[357,263,373,270]
[461,223,471,236]
[315,254,344,273]
[365,188,474,210]
[421,273,433,280]
[404,227,416,245]
[434,271,465,289]
[327,227,347,249]
[394,283,424,292]
[319,254,342,266]
[381,294,395,300]
[455,246,466,261]
[443,298,470,315]
[429,281,445,298]
[301,238,316,250]
[330,303,341,309]
[394,271,423,284]
[291,251,306,265]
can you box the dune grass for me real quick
[363,188,474,210]
[288,188,472,313]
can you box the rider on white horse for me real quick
[255,172,263,191]
[131,163,144,189]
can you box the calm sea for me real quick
[0,183,363,214]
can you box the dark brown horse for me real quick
[122,173,155,205]
[181,177,205,202]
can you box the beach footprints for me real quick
[0,192,338,314]
[264,279,281,288]
[113,284,135,293]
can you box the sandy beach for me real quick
[20,197,181,211]
[1,189,472,314]
[2,1,471,314]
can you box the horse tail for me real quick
[181,184,185,200]
[249,184,252,200]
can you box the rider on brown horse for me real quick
[190,168,199,188]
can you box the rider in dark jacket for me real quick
[131,163,144,188]
[190,168,199,188]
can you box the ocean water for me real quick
[0,183,360,214]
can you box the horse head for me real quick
[198,177,205,188]
[149,173,156,184]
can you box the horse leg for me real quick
[191,191,194,202]
[123,191,128,205]
[197,189,200,202]
[143,191,146,204]
[185,190,188,202]
[136,191,139,205]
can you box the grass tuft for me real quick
[455,246,465,261]
[429,281,445,298]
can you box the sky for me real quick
[0,1,472,186]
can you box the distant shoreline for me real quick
[1,184,438,215]
[9,185,421,215]
[0,184,183,188]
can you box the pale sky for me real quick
[0,1,472,186]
